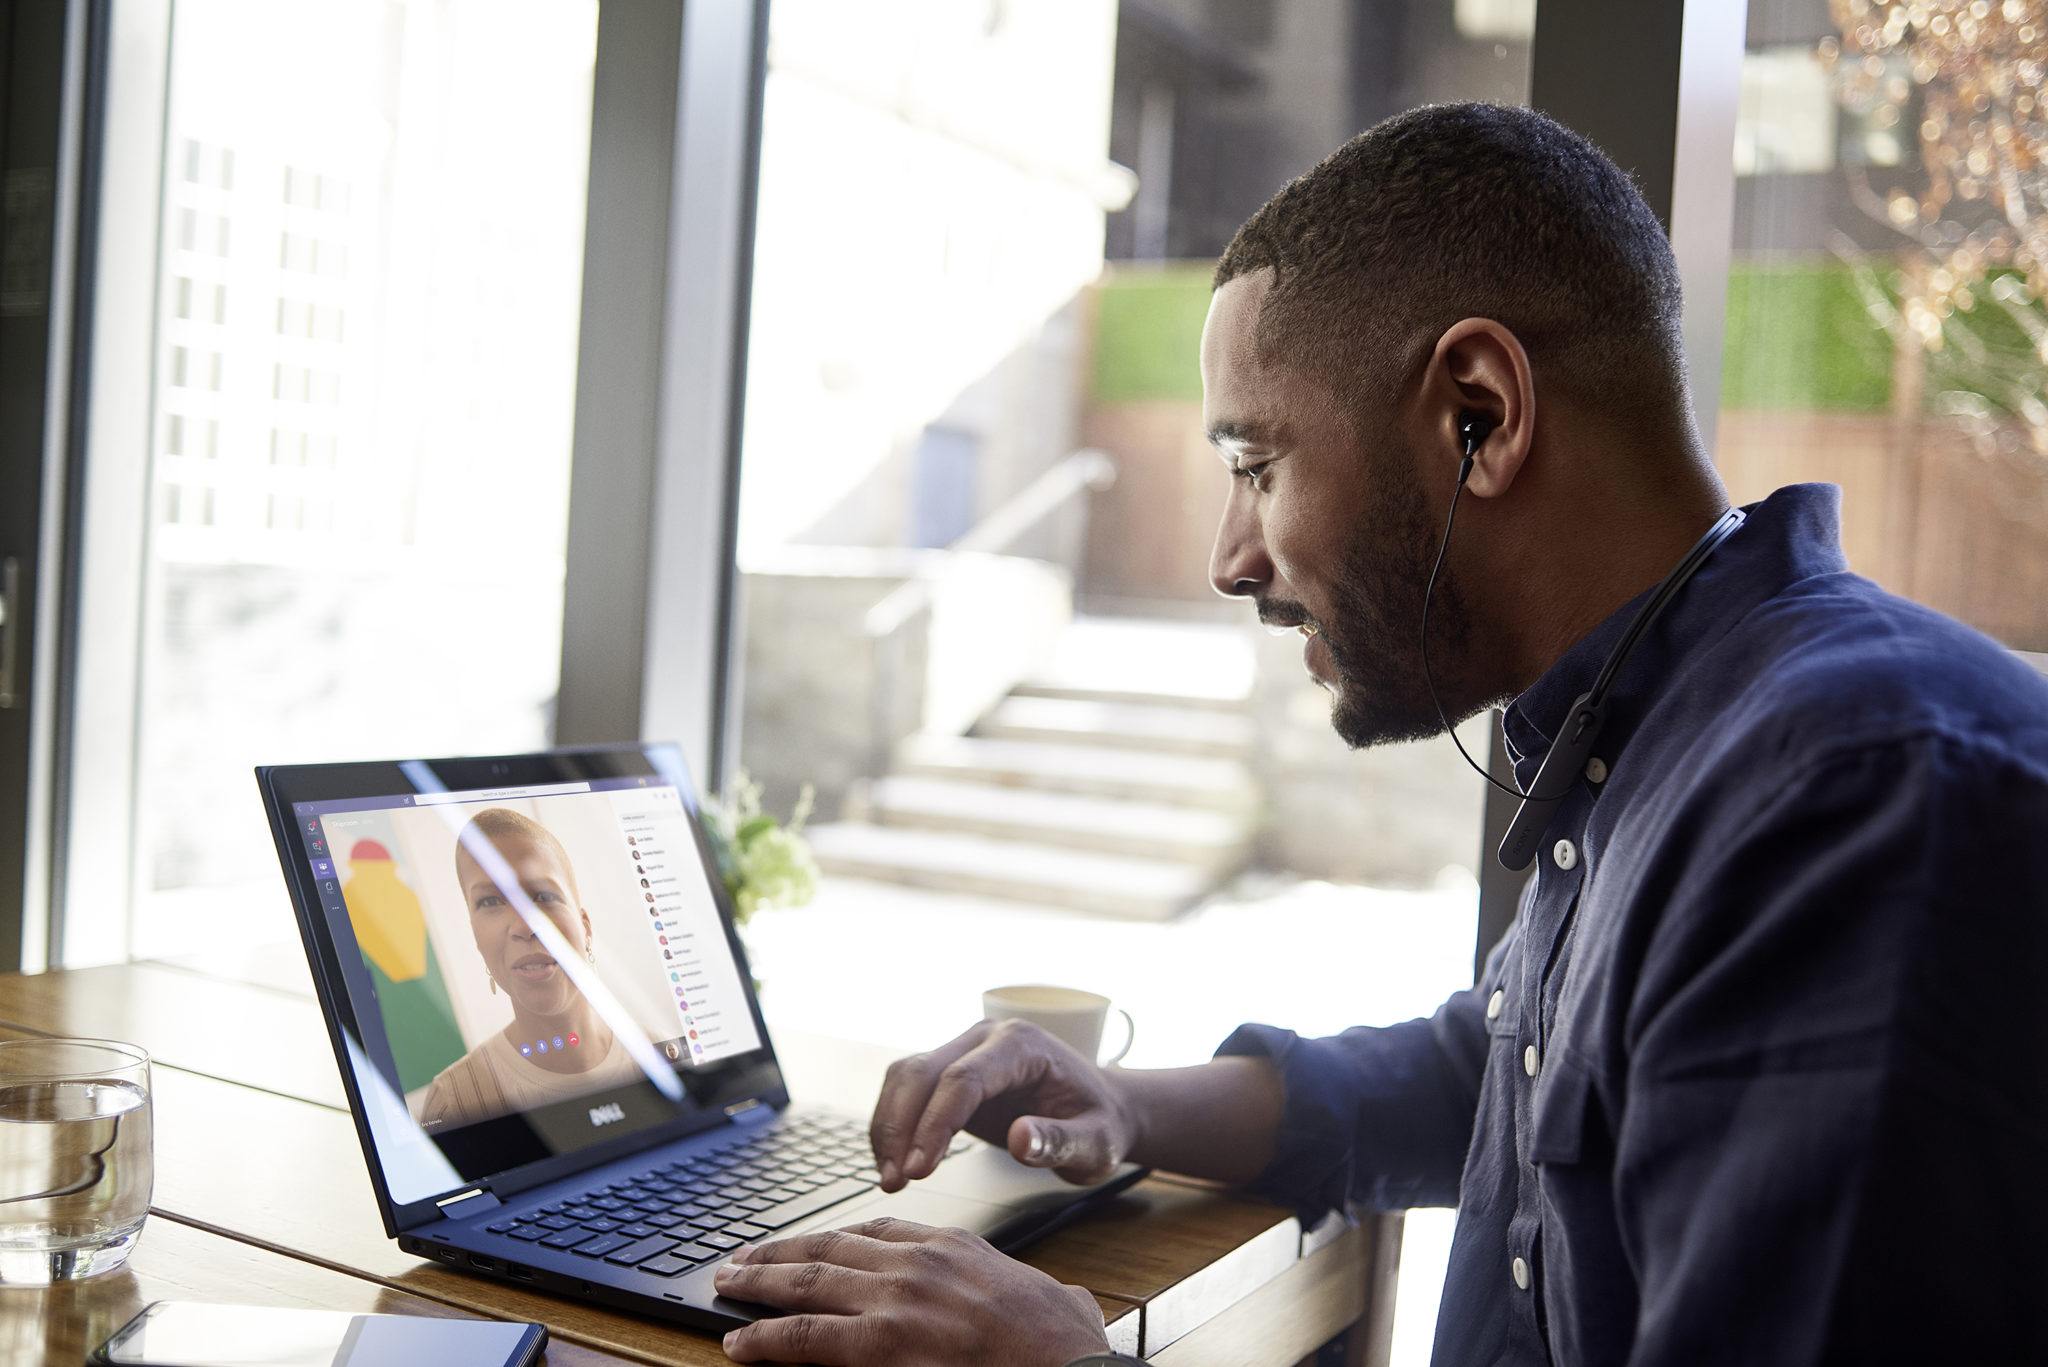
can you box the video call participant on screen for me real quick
[417,807,645,1131]
[709,104,2048,1367]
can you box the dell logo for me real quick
[588,1102,626,1127]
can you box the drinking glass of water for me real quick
[0,1038,152,1283]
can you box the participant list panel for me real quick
[609,788,762,1066]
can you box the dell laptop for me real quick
[256,743,1143,1333]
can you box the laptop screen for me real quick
[262,747,786,1215]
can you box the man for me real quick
[714,104,2048,1365]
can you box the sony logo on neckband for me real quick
[588,1102,626,1127]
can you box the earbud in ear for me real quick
[1453,413,1494,488]
[1457,413,1494,458]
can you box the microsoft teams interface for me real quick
[295,778,761,1139]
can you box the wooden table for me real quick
[0,957,1396,1365]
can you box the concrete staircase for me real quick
[806,617,1261,920]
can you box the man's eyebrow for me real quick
[1206,418,1280,450]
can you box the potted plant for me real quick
[698,773,819,966]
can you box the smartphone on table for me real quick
[92,1301,547,1367]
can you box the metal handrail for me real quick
[860,448,1116,780]
[862,449,1116,639]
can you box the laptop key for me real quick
[636,1253,698,1277]
[536,1216,575,1231]
[752,1177,874,1230]
[582,1218,622,1234]
[617,1222,657,1239]
[502,1225,548,1241]
[603,1235,680,1266]
[571,1233,634,1258]
[539,1229,595,1249]
[645,1214,684,1230]
[696,1232,744,1251]
[725,1222,770,1241]
[486,1221,518,1233]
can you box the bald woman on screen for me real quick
[416,808,643,1131]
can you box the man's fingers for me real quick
[721,1312,861,1365]
[713,1256,872,1315]
[870,1024,991,1189]
[731,1226,895,1272]
[1008,1115,1118,1183]
[902,1032,1032,1180]
[833,1215,945,1245]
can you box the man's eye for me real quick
[476,894,502,909]
[1238,463,1272,489]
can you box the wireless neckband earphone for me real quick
[1419,413,1747,872]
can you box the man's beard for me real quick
[1316,458,1475,750]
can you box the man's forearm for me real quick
[1111,1055,1283,1184]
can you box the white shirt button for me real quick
[1553,838,1578,870]
[1486,989,1504,1020]
[1524,1045,1539,1077]
[1512,1255,1531,1290]
[1585,756,1608,783]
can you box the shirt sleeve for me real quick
[1213,926,1506,1221]
[1612,734,2048,1364]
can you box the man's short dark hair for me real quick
[1214,103,1687,426]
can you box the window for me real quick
[72,0,599,960]
[1719,0,2048,652]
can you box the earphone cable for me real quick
[1421,465,1525,799]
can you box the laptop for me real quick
[255,743,1144,1334]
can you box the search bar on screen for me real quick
[413,781,594,805]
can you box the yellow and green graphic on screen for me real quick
[342,837,466,1092]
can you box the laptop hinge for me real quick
[725,1098,771,1122]
[434,1187,501,1221]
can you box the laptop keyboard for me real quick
[483,1114,961,1279]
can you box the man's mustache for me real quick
[1256,599,1319,633]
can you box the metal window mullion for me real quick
[557,0,767,797]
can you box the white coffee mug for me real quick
[982,984,1134,1066]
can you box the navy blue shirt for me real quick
[1219,485,2048,1364]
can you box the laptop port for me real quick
[468,1255,496,1271]
[508,1264,535,1282]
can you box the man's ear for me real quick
[1426,319,1534,500]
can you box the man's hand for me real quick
[869,1018,1135,1191]
[714,1218,1110,1366]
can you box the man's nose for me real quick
[1209,487,1270,599]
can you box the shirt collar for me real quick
[1500,483,1850,789]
